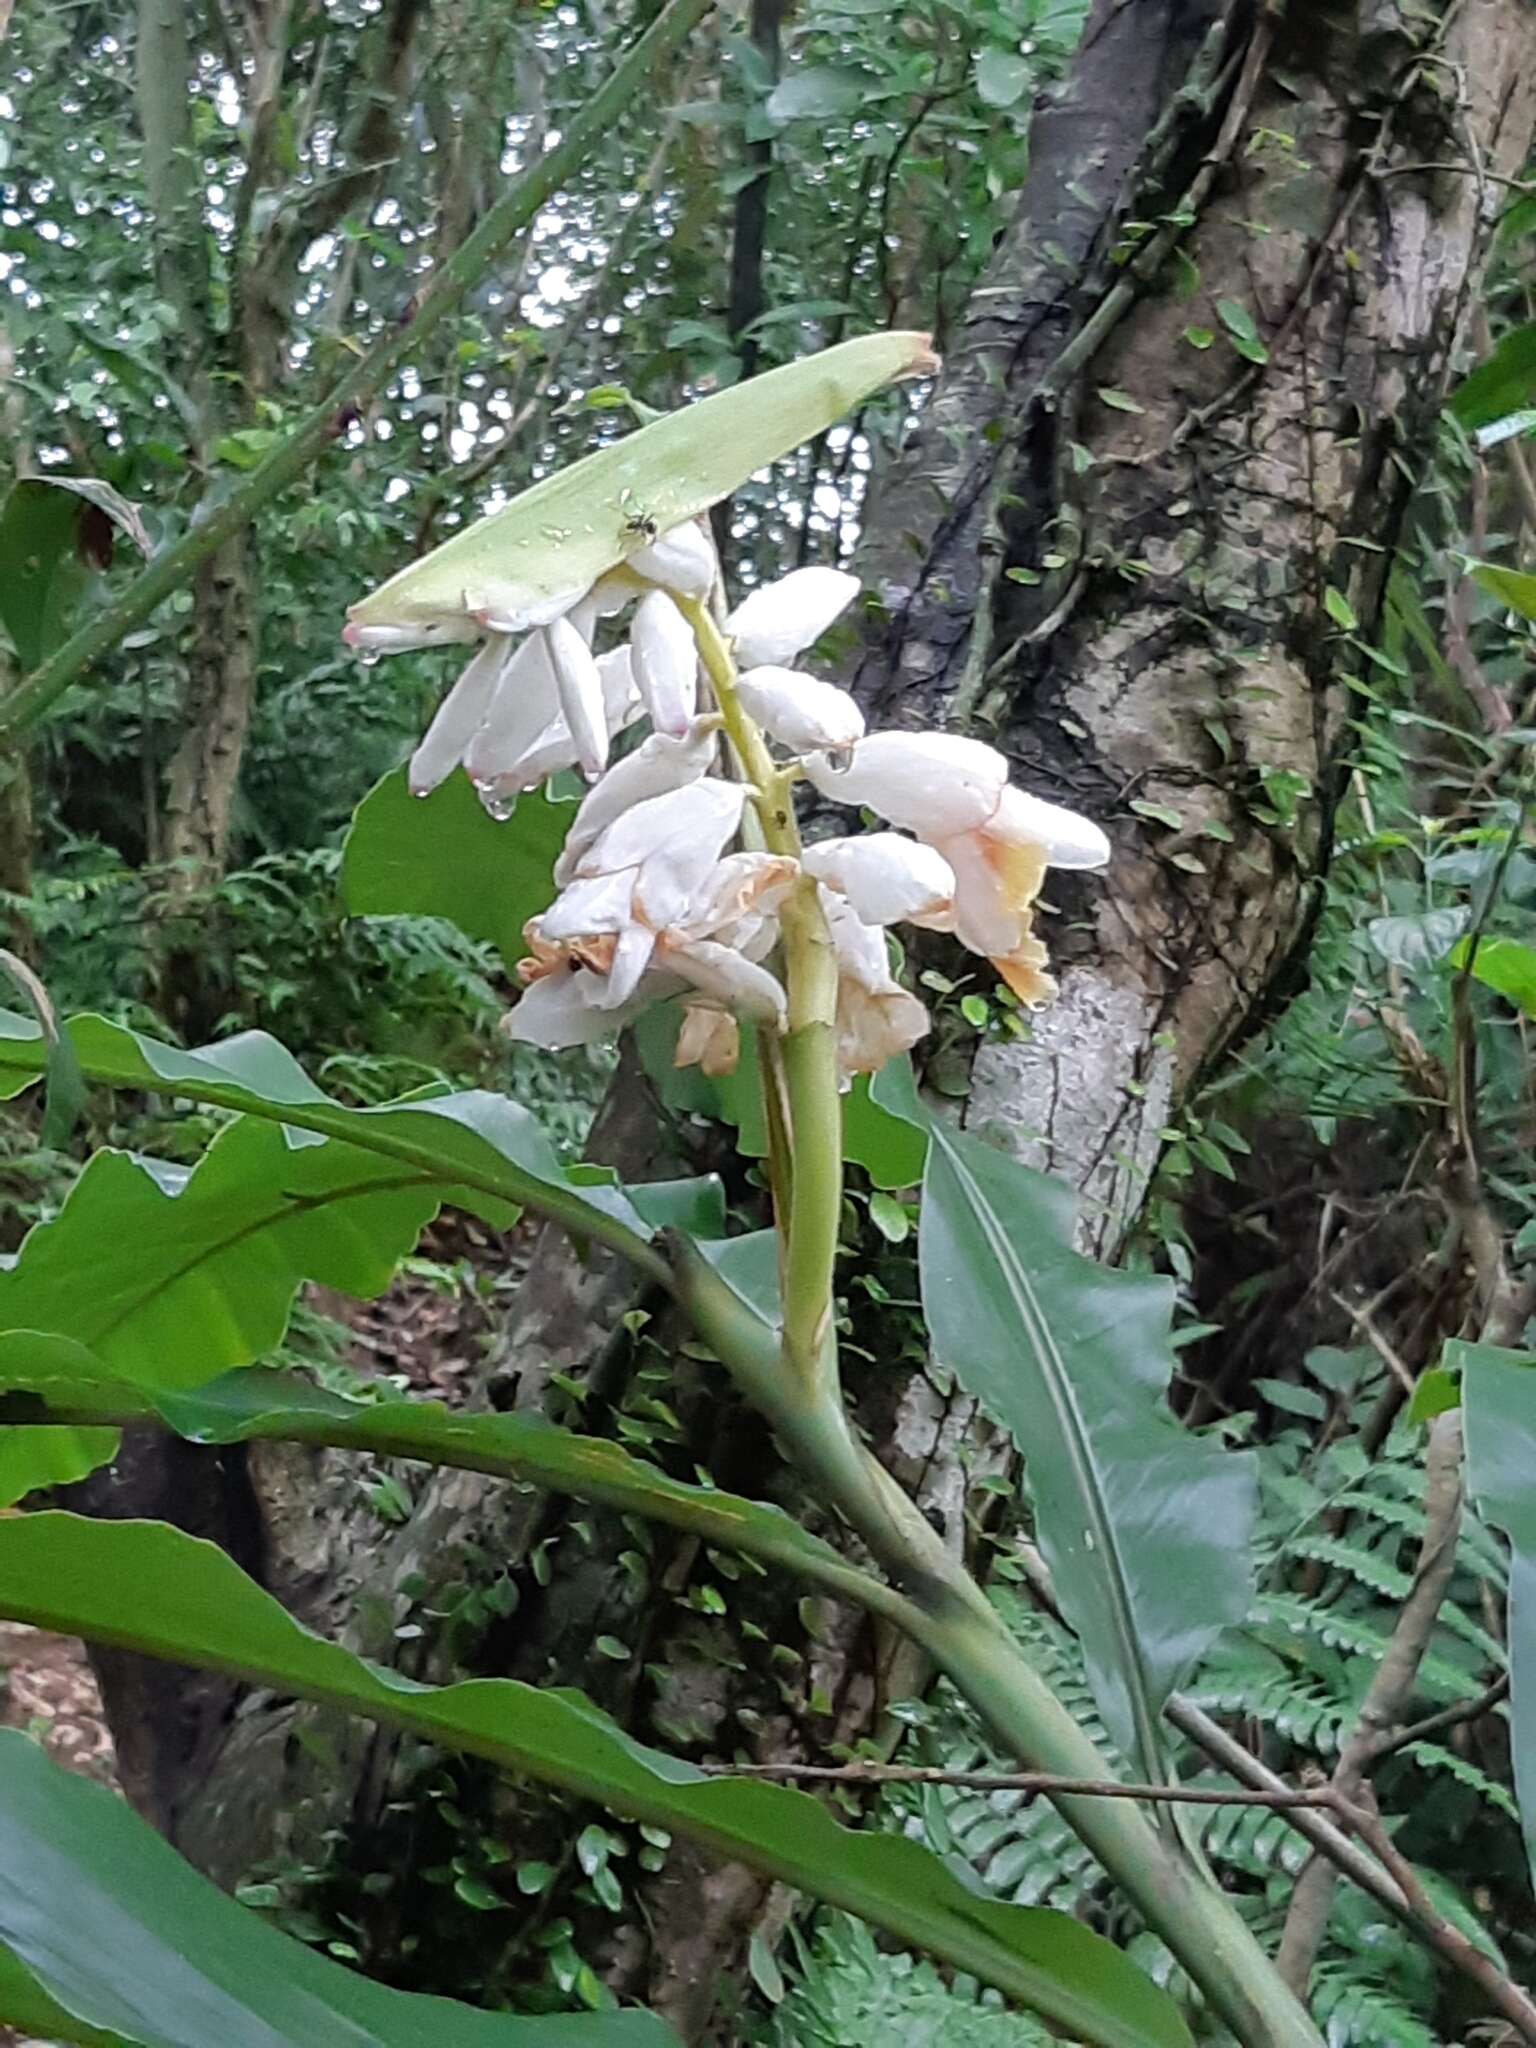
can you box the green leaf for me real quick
[0,1939,132,2046]
[1365,907,1468,975]
[1460,1340,1536,1886]
[0,949,85,1150]
[1450,934,1536,1018]
[1323,585,1357,631]
[1408,1366,1461,1424]
[0,1107,523,1390]
[1448,321,1536,430]
[1096,388,1144,414]
[876,1074,1255,1779]
[0,1347,888,1608]
[975,48,1032,109]
[342,767,574,972]
[1215,299,1268,364]
[765,66,872,122]
[0,1515,1191,2048]
[0,1727,665,2048]
[867,1190,910,1244]
[0,476,148,670]
[347,333,933,643]
[1471,559,1536,620]
[1182,325,1214,349]
[0,1007,665,1285]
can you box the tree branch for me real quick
[1276,1410,1468,1993]
[0,0,714,743]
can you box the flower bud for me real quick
[804,730,1009,837]
[408,635,513,796]
[542,616,610,782]
[627,522,717,598]
[726,566,858,668]
[554,718,722,885]
[631,589,699,737]
[674,1004,740,1078]
[468,581,591,635]
[993,784,1111,869]
[735,666,865,754]
[802,832,954,928]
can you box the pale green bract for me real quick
[344,331,935,641]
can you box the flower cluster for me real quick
[358,521,1110,1080]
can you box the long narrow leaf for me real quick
[0,1728,668,2048]
[0,1338,900,1620]
[0,1514,1190,2048]
[873,1069,1255,1778]
[1460,1339,1536,1886]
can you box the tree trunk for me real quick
[88,0,1536,2038]
[156,533,259,891]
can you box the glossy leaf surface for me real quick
[875,1067,1256,1778]
[0,1514,1189,2048]
[0,1728,667,2048]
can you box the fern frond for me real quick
[1310,1963,1439,2048]
[1256,1596,1479,1702]
[1403,1739,1520,1819]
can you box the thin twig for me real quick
[1358,1671,1509,1763]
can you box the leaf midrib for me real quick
[930,1123,1166,1784]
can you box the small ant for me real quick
[622,508,660,545]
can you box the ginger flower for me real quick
[804,732,1110,1004]
[350,514,1109,1078]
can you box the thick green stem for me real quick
[682,596,846,1393]
[675,1244,1322,2048]
[0,0,713,743]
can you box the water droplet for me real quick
[358,649,382,668]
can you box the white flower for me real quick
[805,732,1108,1003]
[508,787,794,1051]
[801,832,953,928]
[631,589,699,738]
[409,633,516,797]
[466,644,640,813]
[543,615,610,782]
[626,521,717,598]
[734,666,865,755]
[726,566,859,668]
[554,716,722,885]
[820,892,931,1076]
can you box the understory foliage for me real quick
[0,2,1535,2047]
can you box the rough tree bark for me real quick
[87,1,1536,2040]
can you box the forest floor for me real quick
[0,1620,116,2048]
